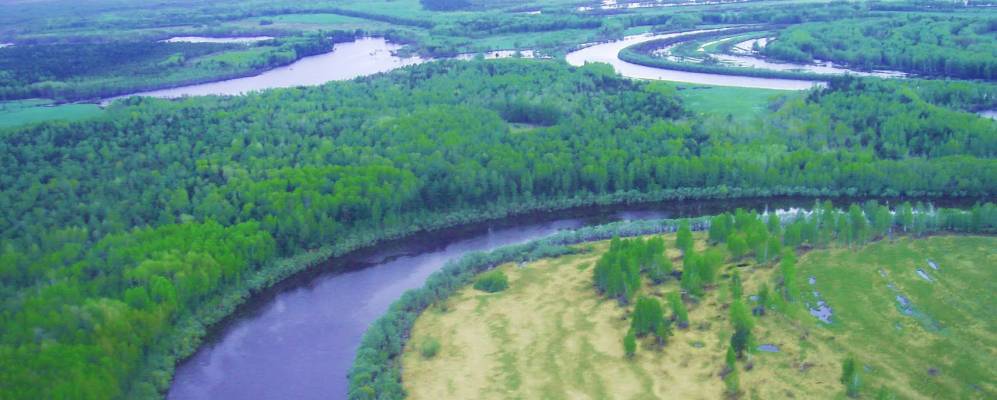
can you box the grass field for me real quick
[403,234,995,399]
[675,85,784,119]
[0,99,102,129]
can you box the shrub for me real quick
[420,337,441,359]
[624,329,637,358]
[473,270,509,293]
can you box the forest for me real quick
[0,58,994,399]
[763,15,997,79]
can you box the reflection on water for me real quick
[104,37,425,104]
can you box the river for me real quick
[108,29,825,105]
[565,29,822,90]
[102,37,426,104]
[166,198,820,400]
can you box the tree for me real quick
[709,213,732,244]
[767,213,782,236]
[655,318,673,348]
[780,250,799,302]
[624,329,637,358]
[897,202,914,233]
[755,284,770,316]
[724,365,740,397]
[669,292,689,328]
[730,271,743,300]
[681,252,704,297]
[631,296,665,337]
[841,356,860,398]
[727,233,748,260]
[729,299,754,358]
[676,221,693,253]
[647,252,673,284]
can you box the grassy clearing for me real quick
[675,85,784,119]
[403,233,995,399]
[0,99,102,128]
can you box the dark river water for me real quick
[166,198,818,399]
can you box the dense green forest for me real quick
[0,59,994,399]
[763,15,997,79]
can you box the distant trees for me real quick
[765,15,997,79]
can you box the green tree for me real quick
[709,213,732,244]
[631,296,665,337]
[624,329,637,358]
[676,221,693,254]
[780,250,799,302]
[841,356,860,398]
[727,233,748,260]
[730,271,743,300]
[669,292,689,328]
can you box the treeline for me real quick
[0,60,994,399]
[763,15,997,79]
[0,32,351,101]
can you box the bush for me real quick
[473,270,509,293]
[420,337,441,359]
[624,329,637,358]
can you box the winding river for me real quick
[108,29,829,105]
[565,29,822,90]
[102,37,426,104]
[167,198,821,399]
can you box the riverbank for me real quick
[135,189,983,398]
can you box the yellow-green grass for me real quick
[402,234,995,399]
[0,99,103,129]
[675,84,784,119]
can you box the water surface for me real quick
[106,37,425,103]
[565,29,820,90]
